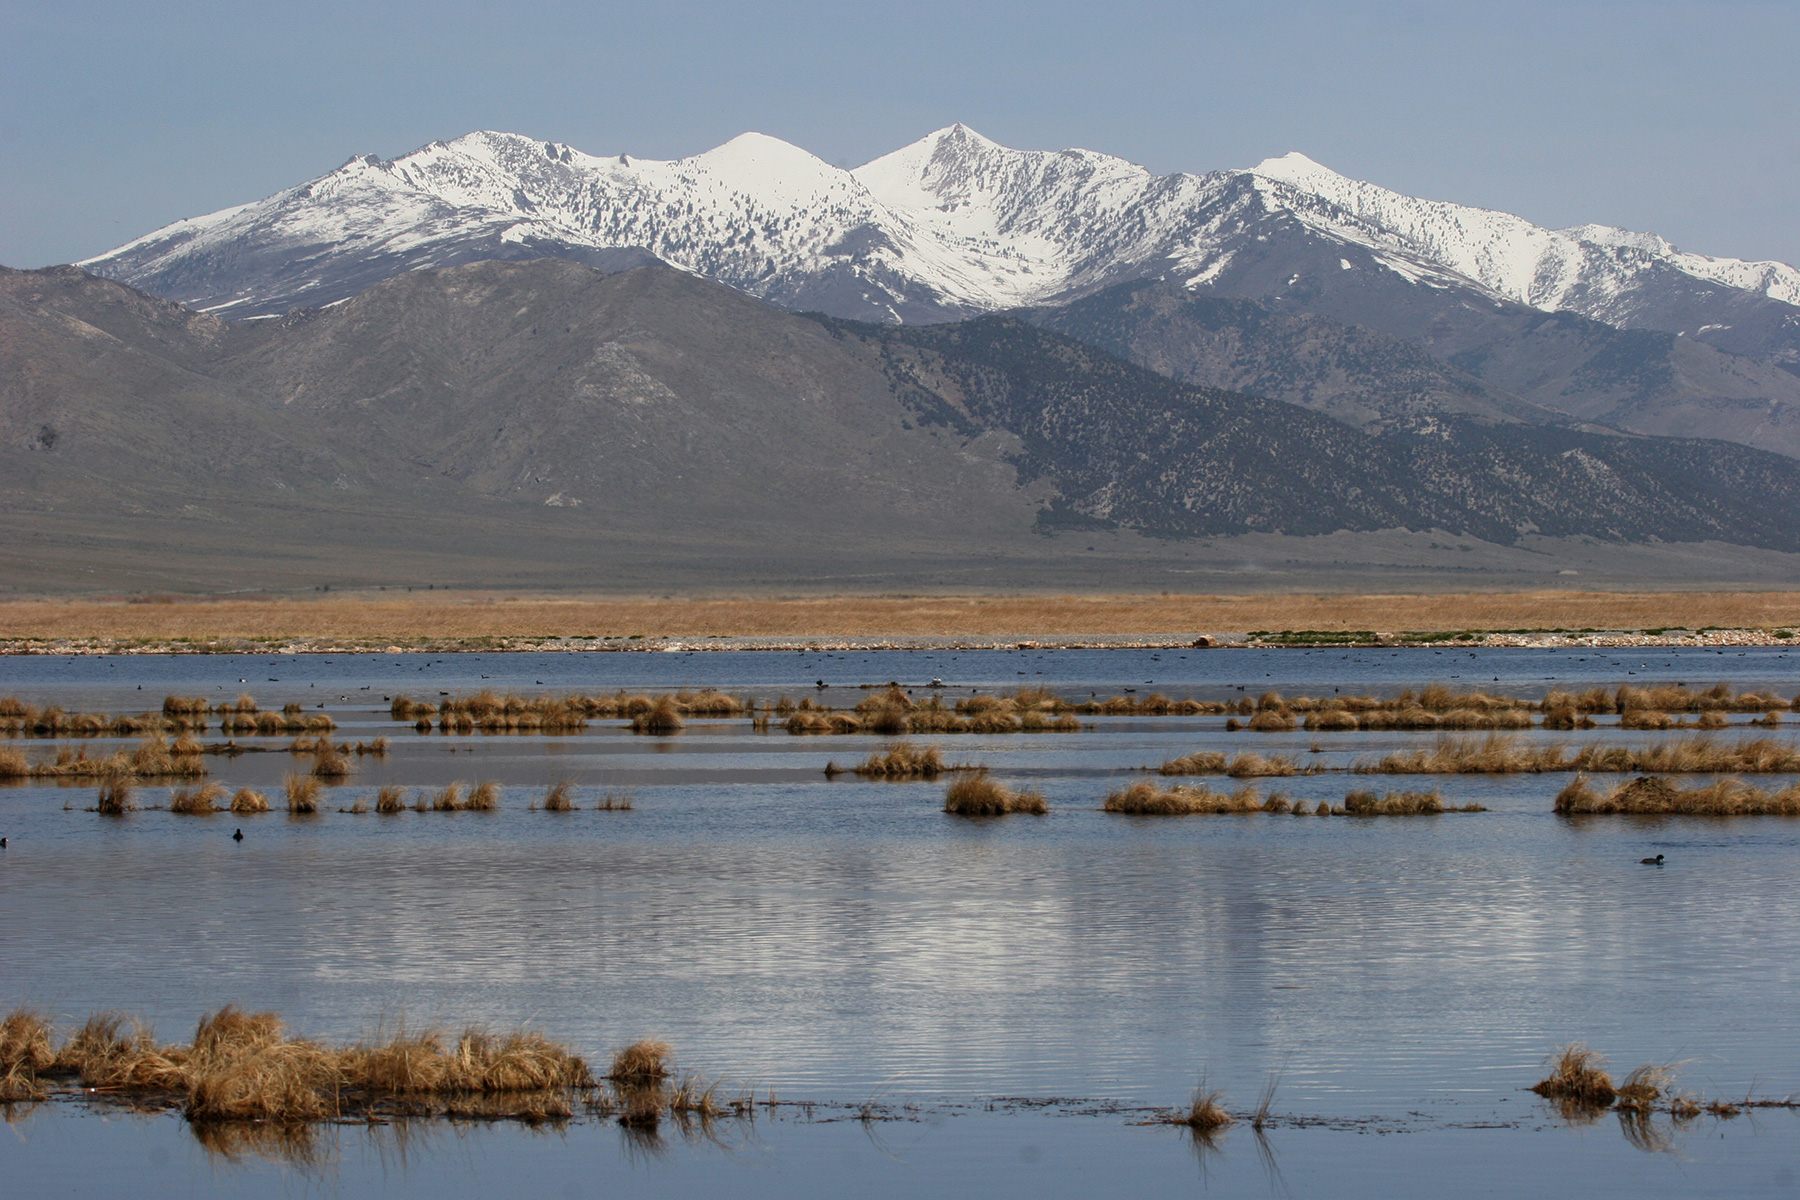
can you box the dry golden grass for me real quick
[1162,1081,1233,1131]
[846,741,957,779]
[542,780,576,811]
[169,782,229,815]
[943,771,1048,816]
[0,1010,57,1077]
[228,788,270,814]
[629,697,686,735]
[1305,707,1535,732]
[0,747,31,779]
[1532,1045,1618,1107]
[374,785,405,814]
[283,773,322,814]
[592,792,634,811]
[1356,734,1569,775]
[609,1040,672,1084]
[18,1005,606,1128]
[96,777,137,815]
[1554,775,1800,815]
[1339,789,1482,815]
[1157,750,1227,775]
[465,782,500,811]
[1105,781,1272,815]
[8,591,1799,645]
[1568,736,1800,774]
[1616,1063,1678,1111]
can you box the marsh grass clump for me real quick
[1531,1045,1617,1107]
[1570,736,1800,775]
[1339,789,1480,815]
[465,782,500,812]
[374,785,405,814]
[1246,711,1296,732]
[1157,750,1227,775]
[943,771,1048,816]
[431,784,465,813]
[609,1040,672,1085]
[592,791,634,811]
[96,777,137,815]
[283,774,322,815]
[0,1010,57,1097]
[31,1006,602,1129]
[1355,734,1568,775]
[1162,1080,1233,1132]
[229,788,269,814]
[542,780,576,811]
[309,741,353,781]
[629,698,686,736]
[1104,781,1269,815]
[848,741,957,779]
[1555,775,1800,816]
[169,782,229,815]
[1616,1063,1677,1111]
[0,747,30,779]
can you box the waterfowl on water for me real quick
[1640,853,1664,865]
[232,828,244,842]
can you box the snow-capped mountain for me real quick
[82,124,1800,358]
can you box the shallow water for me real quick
[3,648,1799,1194]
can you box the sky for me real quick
[3,0,1797,268]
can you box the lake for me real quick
[3,646,1798,1196]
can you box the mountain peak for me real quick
[1249,151,1345,185]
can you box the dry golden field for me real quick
[0,590,1796,649]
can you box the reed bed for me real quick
[836,741,968,779]
[1338,789,1480,816]
[1299,707,1534,732]
[1567,736,1800,774]
[1352,734,1800,776]
[943,771,1048,816]
[393,688,750,734]
[0,735,209,782]
[788,708,1080,736]
[2,1005,621,1127]
[1163,751,1314,777]
[1105,781,1282,815]
[1554,775,1800,815]
[1355,735,1570,775]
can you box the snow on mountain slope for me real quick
[81,126,1800,342]
[1250,151,1800,318]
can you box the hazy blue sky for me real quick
[4,0,1797,267]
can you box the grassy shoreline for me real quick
[0,590,1796,654]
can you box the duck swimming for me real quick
[1640,853,1664,865]
[232,828,244,842]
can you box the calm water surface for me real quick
[3,648,1798,1195]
